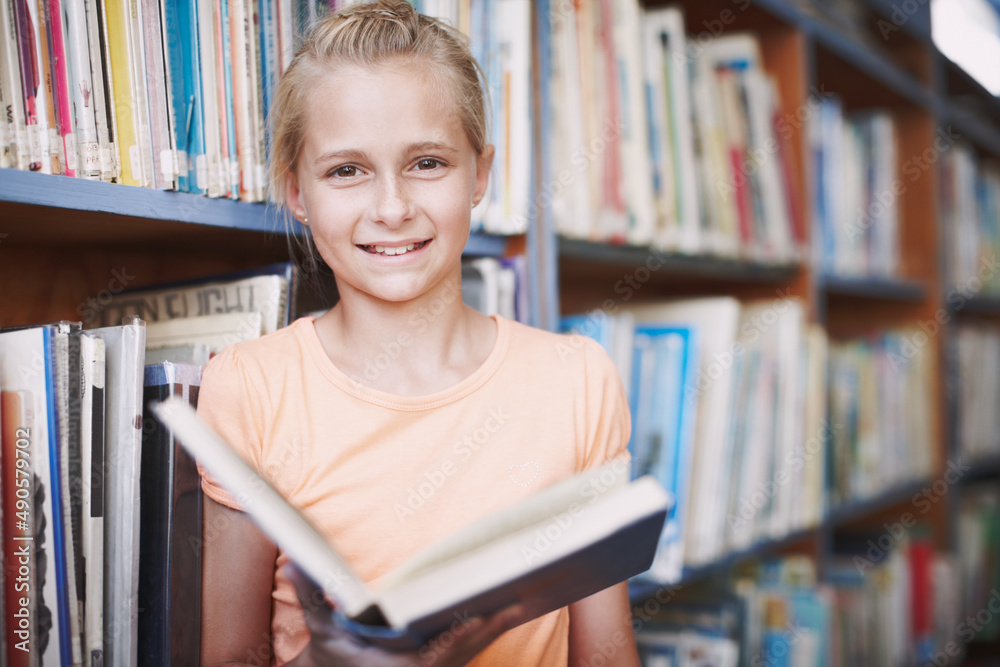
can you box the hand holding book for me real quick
[151,397,669,650]
[281,563,533,666]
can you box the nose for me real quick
[371,174,414,229]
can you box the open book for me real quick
[150,397,669,650]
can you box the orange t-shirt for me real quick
[197,315,630,666]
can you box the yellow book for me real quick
[103,0,142,186]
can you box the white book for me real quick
[0,0,28,170]
[25,0,53,173]
[614,0,656,247]
[87,0,118,181]
[80,333,107,666]
[643,7,702,254]
[95,272,290,336]
[198,0,224,196]
[64,0,102,178]
[145,311,263,352]
[89,319,146,667]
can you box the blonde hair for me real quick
[269,0,490,210]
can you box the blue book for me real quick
[219,0,240,199]
[631,324,700,582]
[162,0,205,194]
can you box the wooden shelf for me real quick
[827,478,931,526]
[821,275,927,301]
[558,237,802,283]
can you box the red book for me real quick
[909,539,934,652]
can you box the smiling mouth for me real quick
[358,240,431,256]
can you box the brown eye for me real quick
[415,158,442,170]
[333,165,358,178]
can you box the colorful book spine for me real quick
[46,0,74,176]
[15,0,43,170]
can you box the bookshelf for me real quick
[3,0,1000,662]
[542,0,1000,662]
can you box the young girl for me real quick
[196,2,641,665]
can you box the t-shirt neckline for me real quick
[295,314,511,411]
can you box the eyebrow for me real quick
[312,142,459,167]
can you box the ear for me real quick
[472,144,495,207]
[285,170,309,225]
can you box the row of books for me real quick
[543,3,803,262]
[954,323,1000,463]
[810,98,901,279]
[958,483,1000,644]
[634,545,963,667]
[0,263,299,665]
[0,258,529,664]
[942,142,1000,295]
[563,296,827,580]
[0,0,530,234]
[565,299,944,583]
[827,329,935,506]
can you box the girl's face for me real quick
[286,61,492,305]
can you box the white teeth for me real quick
[368,244,417,256]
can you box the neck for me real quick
[315,270,497,395]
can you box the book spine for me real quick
[197,0,222,195]
[126,0,154,187]
[245,0,265,201]
[139,0,175,189]
[63,0,102,178]
[217,0,238,198]
[14,0,43,170]
[103,0,142,185]
[86,0,118,181]
[228,0,251,201]
[160,0,189,191]
[46,0,74,176]
[1,0,29,169]
[33,0,59,174]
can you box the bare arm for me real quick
[568,582,641,667]
[201,495,278,667]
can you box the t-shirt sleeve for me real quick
[579,337,632,471]
[196,345,266,511]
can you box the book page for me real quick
[377,458,631,590]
